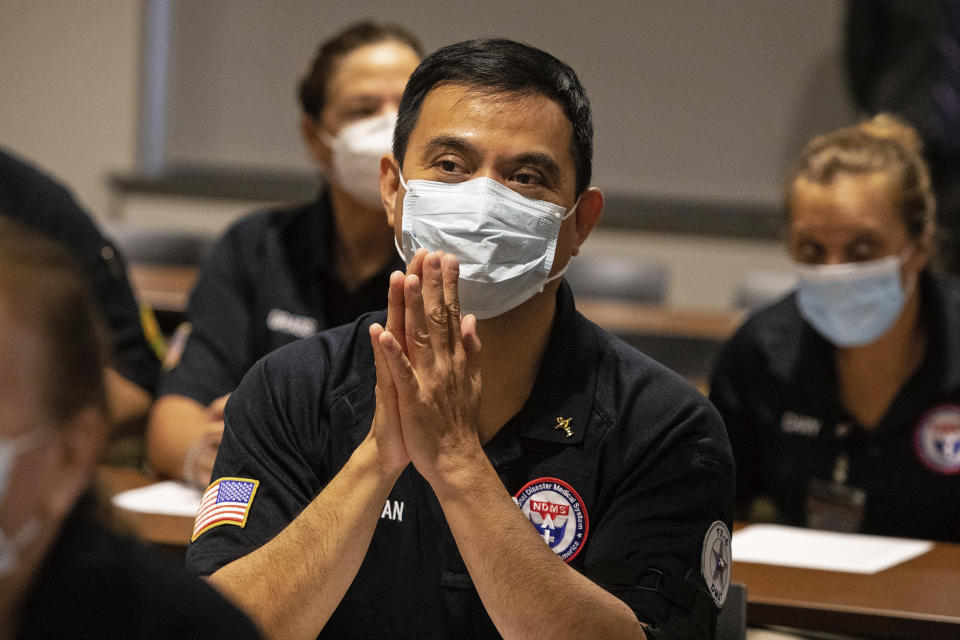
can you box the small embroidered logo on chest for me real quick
[266,308,318,338]
[514,477,588,562]
[554,416,574,438]
[914,405,960,475]
[701,520,731,607]
[780,411,821,437]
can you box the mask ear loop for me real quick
[899,243,920,300]
[393,167,411,264]
[539,195,582,290]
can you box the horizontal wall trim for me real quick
[110,164,784,240]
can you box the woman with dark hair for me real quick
[0,219,260,639]
[148,22,422,487]
[710,114,960,542]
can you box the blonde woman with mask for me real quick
[710,114,960,542]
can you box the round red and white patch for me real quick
[514,477,589,562]
[914,404,960,475]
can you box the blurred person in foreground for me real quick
[0,147,160,432]
[0,219,261,638]
[187,38,734,640]
[710,114,960,542]
[147,21,423,487]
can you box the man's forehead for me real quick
[411,83,574,160]
[423,82,567,121]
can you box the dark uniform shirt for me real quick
[17,494,262,639]
[0,148,159,394]
[187,282,735,640]
[710,271,960,541]
[158,191,403,405]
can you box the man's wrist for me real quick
[428,444,497,502]
[355,435,408,484]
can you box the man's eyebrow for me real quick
[422,137,562,180]
[423,135,477,158]
[511,152,562,181]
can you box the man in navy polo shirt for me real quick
[187,38,734,640]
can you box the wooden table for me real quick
[733,548,960,639]
[100,466,960,638]
[576,298,744,341]
[98,466,195,548]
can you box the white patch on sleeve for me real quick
[701,520,731,606]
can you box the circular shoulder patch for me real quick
[701,520,731,607]
[514,477,589,562]
[914,404,960,475]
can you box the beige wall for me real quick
[0,1,142,218]
[0,1,799,309]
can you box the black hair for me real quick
[393,38,593,195]
[298,21,423,119]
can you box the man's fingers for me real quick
[370,323,398,403]
[385,271,407,354]
[403,273,435,368]
[379,329,418,396]
[461,313,482,385]
[441,253,463,352]
[406,248,427,278]
[420,251,453,357]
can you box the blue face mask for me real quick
[794,252,915,347]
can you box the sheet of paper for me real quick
[732,524,933,574]
[111,480,203,517]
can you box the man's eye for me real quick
[511,171,540,186]
[439,160,460,173]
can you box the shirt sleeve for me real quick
[158,223,258,405]
[709,329,764,518]
[184,340,330,576]
[585,379,735,640]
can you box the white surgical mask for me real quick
[396,171,577,319]
[794,249,916,347]
[0,429,46,576]
[321,110,396,209]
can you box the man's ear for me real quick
[570,187,604,256]
[301,114,331,168]
[380,155,402,228]
[42,409,106,521]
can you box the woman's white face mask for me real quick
[321,110,397,210]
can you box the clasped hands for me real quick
[368,249,483,486]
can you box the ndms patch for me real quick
[914,404,960,475]
[514,477,588,562]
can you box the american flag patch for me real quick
[191,477,259,541]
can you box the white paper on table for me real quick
[111,480,203,517]
[732,524,933,574]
